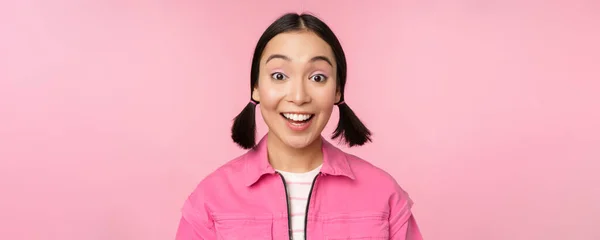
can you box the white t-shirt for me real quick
[276,164,322,240]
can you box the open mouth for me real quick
[280,113,315,125]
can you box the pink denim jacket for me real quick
[175,135,423,239]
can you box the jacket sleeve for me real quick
[390,214,423,240]
[389,182,423,240]
[174,189,216,240]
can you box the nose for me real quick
[287,77,311,105]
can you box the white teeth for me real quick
[283,113,312,121]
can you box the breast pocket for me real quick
[322,211,389,240]
[212,214,273,240]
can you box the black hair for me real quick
[231,12,372,149]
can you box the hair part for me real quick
[231,12,372,149]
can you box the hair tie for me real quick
[250,99,258,105]
[336,100,345,105]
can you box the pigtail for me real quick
[332,102,372,147]
[231,101,258,149]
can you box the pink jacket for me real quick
[175,135,423,239]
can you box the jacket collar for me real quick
[244,134,356,186]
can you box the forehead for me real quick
[261,30,335,63]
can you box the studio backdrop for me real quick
[1,0,598,239]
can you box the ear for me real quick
[335,90,341,103]
[252,87,260,102]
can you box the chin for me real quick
[281,134,320,149]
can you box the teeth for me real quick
[283,113,312,121]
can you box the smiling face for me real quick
[252,30,341,149]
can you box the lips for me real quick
[281,113,314,122]
[280,112,315,131]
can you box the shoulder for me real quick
[343,152,413,203]
[344,152,399,185]
[184,152,249,203]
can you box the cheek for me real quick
[257,85,283,111]
[311,89,337,120]
[313,85,338,106]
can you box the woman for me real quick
[175,12,423,240]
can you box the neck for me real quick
[266,132,323,173]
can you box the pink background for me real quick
[1,0,599,239]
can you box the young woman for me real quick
[175,12,423,240]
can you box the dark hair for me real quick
[231,12,372,149]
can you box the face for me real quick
[252,30,341,149]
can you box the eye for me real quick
[271,72,287,80]
[310,74,328,83]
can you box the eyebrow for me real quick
[265,54,333,66]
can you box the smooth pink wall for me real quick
[1,0,599,239]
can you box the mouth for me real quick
[280,113,315,130]
[280,112,315,123]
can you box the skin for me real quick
[252,30,341,173]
